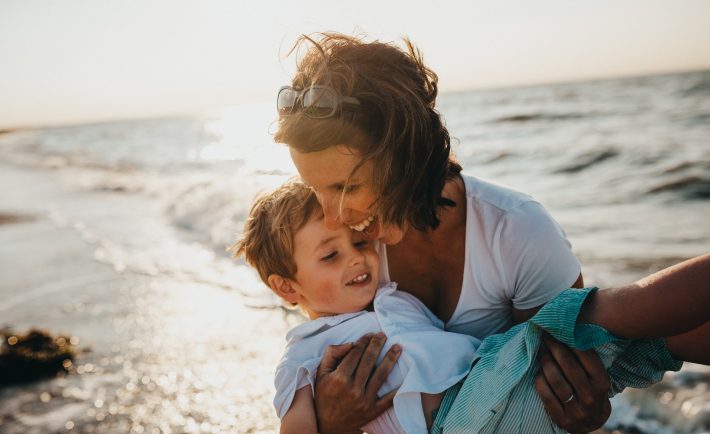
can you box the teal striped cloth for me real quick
[431,288,683,434]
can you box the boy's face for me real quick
[288,215,380,319]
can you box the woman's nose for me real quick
[319,195,342,229]
[323,210,341,229]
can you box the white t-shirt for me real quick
[273,283,480,434]
[379,174,581,339]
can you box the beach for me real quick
[1,70,709,433]
[0,162,295,433]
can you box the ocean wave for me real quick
[491,112,589,123]
[681,73,710,96]
[554,149,619,174]
[661,160,710,175]
[647,176,710,200]
[0,145,143,174]
[161,173,291,256]
[683,112,710,126]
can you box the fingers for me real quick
[534,370,566,423]
[374,386,398,416]
[542,334,594,396]
[538,338,577,401]
[537,334,613,432]
[365,343,401,400]
[318,342,355,375]
[336,334,374,377]
[574,348,611,393]
[318,343,355,380]
[353,333,388,386]
[319,332,401,404]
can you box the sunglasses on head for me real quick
[277,85,363,119]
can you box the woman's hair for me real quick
[274,32,462,231]
[231,178,322,291]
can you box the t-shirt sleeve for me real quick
[497,201,581,310]
[273,359,319,419]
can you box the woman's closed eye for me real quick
[334,183,360,194]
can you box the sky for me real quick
[1,0,710,129]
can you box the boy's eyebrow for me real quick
[314,236,338,252]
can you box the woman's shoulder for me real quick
[439,174,547,239]
[459,173,537,214]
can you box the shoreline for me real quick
[0,162,286,433]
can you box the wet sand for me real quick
[0,175,289,433]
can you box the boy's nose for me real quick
[348,248,365,267]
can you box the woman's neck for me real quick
[384,175,467,321]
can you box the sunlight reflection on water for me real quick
[196,103,296,176]
[1,276,290,434]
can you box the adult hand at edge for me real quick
[534,333,611,434]
[314,333,401,434]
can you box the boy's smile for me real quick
[287,214,380,319]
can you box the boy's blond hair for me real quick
[231,179,322,286]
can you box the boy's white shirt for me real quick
[273,282,480,434]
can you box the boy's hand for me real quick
[314,333,401,434]
[535,333,611,433]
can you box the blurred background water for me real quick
[1,70,709,433]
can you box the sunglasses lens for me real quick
[277,85,358,119]
[303,88,337,118]
[277,88,298,114]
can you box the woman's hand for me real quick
[314,333,402,434]
[534,333,612,433]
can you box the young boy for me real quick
[233,179,477,434]
[233,179,710,434]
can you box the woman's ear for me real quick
[267,274,300,304]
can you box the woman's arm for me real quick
[578,254,710,343]
[665,321,710,364]
[313,333,401,434]
[280,386,318,434]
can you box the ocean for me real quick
[1,70,708,433]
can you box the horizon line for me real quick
[2,66,708,132]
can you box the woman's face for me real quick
[289,145,405,244]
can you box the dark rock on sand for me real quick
[0,212,36,225]
[0,329,76,386]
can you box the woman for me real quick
[274,33,610,433]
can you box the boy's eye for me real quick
[320,251,337,261]
[354,240,369,249]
